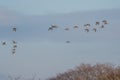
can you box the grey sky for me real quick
[0,1,120,79]
[0,0,120,15]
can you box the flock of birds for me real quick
[48,20,108,32]
[1,20,108,54]
[48,20,108,43]
[1,26,18,54]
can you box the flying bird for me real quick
[85,28,89,32]
[85,24,91,26]
[12,40,17,44]
[12,27,17,32]
[96,22,100,25]
[48,27,53,31]
[73,26,79,29]
[65,27,69,31]
[66,41,70,43]
[12,49,16,54]
[84,24,90,32]
[51,25,58,29]
[102,20,108,24]
[2,42,6,45]
[93,28,97,32]
[13,45,17,48]
[84,24,90,28]
[101,25,104,28]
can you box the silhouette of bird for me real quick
[93,28,97,32]
[85,24,91,26]
[13,45,17,48]
[102,20,108,24]
[84,24,90,28]
[96,22,100,25]
[2,42,6,45]
[65,27,69,31]
[48,27,53,31]
[73,26,79,29]
[51,25,58,29]
[101,25,104,28]
[12,49,16,54]
[12,40,17,44]
[66,41,70,43]
[85,28,89,32]
[12,27,17,32]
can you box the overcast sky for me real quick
[0,0,120,15]
[0,0,120,80]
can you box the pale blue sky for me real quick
[0,0,120,15]
[0,0,120,80]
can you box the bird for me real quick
[85,28,89,32]
[84,24,90,26]
[13,45,17,48]
[66,41,70,43]
[12,49,16,54]
[93,28,97,32]
[51,25,58,29]
[65,27,69,31]
[2,42,6,45]
[102,20,108,24]
[73,26,79,29]
[12,27,17,32]
[84,24,90,28]
[96,22,100,25]
[48,27,53,31]
[101,25,104,28]
[12,40,17,44]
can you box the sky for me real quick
[0,0,120,15]
[0,0,120,80]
